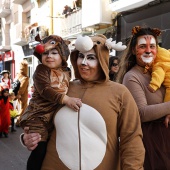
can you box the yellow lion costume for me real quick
[149,46,170,102]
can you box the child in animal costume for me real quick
[148,46,170,102]
[0,83,12,138]
[20,34,82,170]
[9,89,19,132]
[15,60,29,126]
[0,70,12,88]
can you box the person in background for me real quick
[28,85,35,104]
[0,83,12,138]
[62,5,73,15]
[15,60,29,127]
[9,89,19,132]
[0,70,12,88]
[20,34,82,170]
[109,56,120,81]
[117,25,170,170]
[21,34,144,170]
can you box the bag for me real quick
[12,79,21,96]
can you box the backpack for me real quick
[12,79,21,96]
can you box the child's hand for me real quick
[164,115,170,128]
[63,95,82,112]
[147,85,155,93]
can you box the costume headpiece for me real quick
[0,70,10,75]
[132,26,161,37]
[75,35,127,53]
[33,34,70,67]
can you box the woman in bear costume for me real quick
[15,60,29,126]
[22,35,144,170]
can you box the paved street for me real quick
[0,127,30,170]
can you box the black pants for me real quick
[27,141,47,170]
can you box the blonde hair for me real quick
[9,89,15,96]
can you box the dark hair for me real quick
[109,56,120,81]
[109,56,120,70]
[116,26,160,83]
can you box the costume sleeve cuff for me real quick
[60,94,66,104]
[19,133,27,148]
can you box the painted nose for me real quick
[47,53,51,57]
[82,57,87,65]
[145,52,151,55]
[145,46,151,54]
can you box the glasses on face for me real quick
[112,63,119,67]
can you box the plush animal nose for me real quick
[35,44,45,54]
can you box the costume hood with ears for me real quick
[19,60,28,76]
[34,34,70,67]
[70,34,126,82]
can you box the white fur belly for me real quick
[54,103,107,170]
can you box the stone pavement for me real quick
[0,127,30,170]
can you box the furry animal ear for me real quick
[75,35,93,53]
[64,40,71,45]
[35,34,42,42]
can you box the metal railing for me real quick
[60,9,82,37]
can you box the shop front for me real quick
[0,51,15,80]
[116,1,170,50]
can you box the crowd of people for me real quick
[0,60,30,138]
[1,25,170,170]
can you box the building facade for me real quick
[1,0,169,83]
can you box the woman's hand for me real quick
[23,127,41,151]
[164,115,170,128]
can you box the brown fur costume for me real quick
[15,60,29,125]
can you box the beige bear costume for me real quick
[41,35,144,170]
[16,60,29,125]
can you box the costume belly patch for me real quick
[54,103,107,170]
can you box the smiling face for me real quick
[77,49,102,82]
[133,35,157,67]
[42,48,62,69]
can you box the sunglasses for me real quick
[112,63,119,67]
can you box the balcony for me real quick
[109,0,155,12]
[81,0,112,30]
[13,23,29,46]
[0,45,11,51]
[12,0,27,5]
[60,9,82,38]
[13,0,35,12]
[0,0,11,18]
